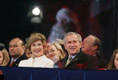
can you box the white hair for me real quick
[56,8,79,23]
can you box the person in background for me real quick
[81,35,101,56]
[25,44,32,58]
[7,37,27,67]
[55,39,67,54]
[81,35,102,69]
[0,43,10,66]
[19,32,54,68]
[45,42,65,63]
[48,8,83,43]
[107,49,118,70]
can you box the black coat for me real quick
[7,53,27,67]
[54,52,99,70]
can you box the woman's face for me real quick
[31,40,44,58]
[114,53,118,69]
[0,51,3,65]
[46,45,61,62]
[25,49,32,58]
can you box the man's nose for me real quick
[35,45,39,48]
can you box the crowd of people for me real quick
[0,31,117,70]
[0,8,117,71]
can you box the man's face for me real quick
[64,34,81,56]
[9,38,25,59]
[81,36,94,54]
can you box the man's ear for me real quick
[64,44,67,50]
[92,45,98,50]
[23,46,25,51]
[80,42,82,48]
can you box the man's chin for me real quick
[69,52,77,55]
[10,55,15,57]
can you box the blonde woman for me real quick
[19,32,54,68]
[0,48,10,66]
[45,42,65,63]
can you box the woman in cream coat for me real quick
[19,33,54,68]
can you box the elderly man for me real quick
[81,35,102,69]
[7,37,27,67]
[81,35,101,56]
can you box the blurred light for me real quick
[27,3,43,23]
[96,0,99,2]
[31,17,41,23]
[32,7,40,16]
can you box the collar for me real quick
[10,57,19,63]
[68,55,76,60]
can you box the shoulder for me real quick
[87,54,99,62]
[39,55,54,68]
[77,52,88,61]
[17,53,28,61]
[41,55,54,64]
[18,58,32,67]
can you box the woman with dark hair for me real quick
[107,49,118,70]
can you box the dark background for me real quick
[0,0,118,62]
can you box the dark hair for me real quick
[0,43,5,50]
[107,49,118,70]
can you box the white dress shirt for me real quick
[18,55,54,68]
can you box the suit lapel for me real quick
[65,52,81,67]
[61,56,68,68]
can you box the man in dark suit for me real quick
[7,37,27,67]
[55,32,98,69]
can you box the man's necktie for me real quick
[9,60,15,67]
[65,56,72,67]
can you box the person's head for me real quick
[63,32,82,56]
[107,49,118,70]
[0,48,10,66]
[81,35,101,55]
[25,44,32,58]
[9,37,25,59]
[56,8,78,26]
[45,42,65,63]
[55,39,67,54]
[55,39,64,45]
[27,32,46,58]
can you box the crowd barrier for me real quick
[0,66,118,80]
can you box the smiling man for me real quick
[54,32,89,69]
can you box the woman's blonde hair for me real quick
[1,48,10,66]
[51,42,65,59]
